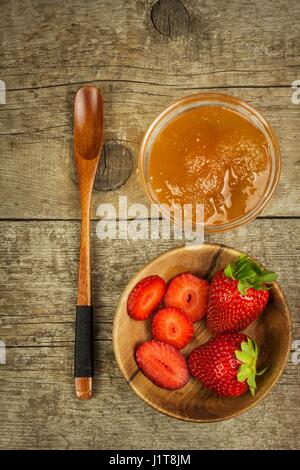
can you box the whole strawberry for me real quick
[188,333,266,397]
[207,255,277,335]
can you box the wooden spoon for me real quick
[73,86,103,399]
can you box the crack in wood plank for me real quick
[204,245,224,280]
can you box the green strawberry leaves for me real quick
[224,263,235,279]
[224,255,277,296]
[237,364,251,382]
[235,337,267,396]
[235,350,252,364]
[256,367,268,376]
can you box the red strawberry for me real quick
[188,333,266,397]
[165,273,209,323]
[127,275,166,320]
[152,307,194,349]
[136,340,189,390]
[207,255,277,334]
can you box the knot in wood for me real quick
[151,0,190,38]
[70,141,133,191]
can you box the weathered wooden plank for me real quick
[0,0,299,451]
[1,0,299,89]
[0,0,300,219]
[0,372,298,449]
[2,343,298,387]
[0,220,299,448]
[0,219,298,329]
[0,86,299,218]
[0,344,299,449]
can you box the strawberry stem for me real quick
[224,255,277,295]
[235,337,267,396]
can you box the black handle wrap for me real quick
[74,305,94,377]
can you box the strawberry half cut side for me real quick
[165,272,209,323]
[136,340,190,390]
[152,307,194,349]
[127,275,166,320]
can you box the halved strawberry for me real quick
[127,275,166,320]
[136,340,189,390]
[152,307,194,349]
[165,272,209,323]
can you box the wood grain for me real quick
[0,87,299,218]
[70,141,133,191]
[0,0,299,450]
[151,0,190,37]
[1,0,299,89]
[0,220,299,448]
[0,0,299,219]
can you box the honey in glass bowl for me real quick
[139,94,281,232]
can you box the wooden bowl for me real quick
[113,244,291,422]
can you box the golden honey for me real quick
[148,106,271,225]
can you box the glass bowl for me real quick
[139,93,281,233]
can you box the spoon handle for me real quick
[74,306,93,399]
[74,176,94,399]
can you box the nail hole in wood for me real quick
[70,141,133,191]
[151,0,190,38]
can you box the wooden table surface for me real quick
[0,0,299,450]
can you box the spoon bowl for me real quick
[74,87,103,160]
